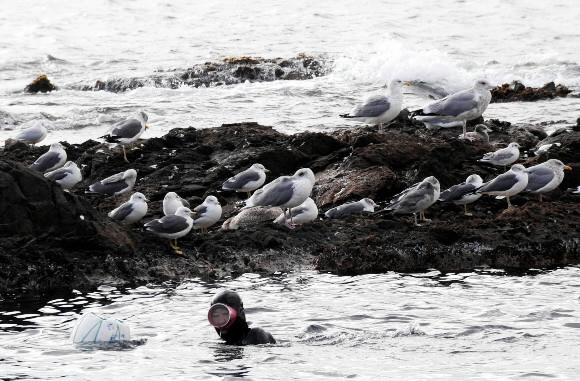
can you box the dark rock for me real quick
[1,120,579,297]
[76,55,330,93]
[24,74,57,93]
[491,81,572,103]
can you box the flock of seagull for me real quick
[8,77,578,254]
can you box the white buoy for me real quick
[70,312,131,344]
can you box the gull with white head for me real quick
[245,168,316,225]
[412,79,493,138]
[340,79,406,133]
[100,112,150,163]
[29,142,67,173]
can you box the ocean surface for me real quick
[2,1,580,379]
[1,0,580,144]
[2,269,580,380]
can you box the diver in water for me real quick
[208,289,276,345]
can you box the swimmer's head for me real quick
[209,290,249,341]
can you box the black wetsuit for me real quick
[211,290,276,345]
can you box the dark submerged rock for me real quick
[24,74,57,93]
[491,81,572,103]
[1,118,579,297]
[78,54,330,93]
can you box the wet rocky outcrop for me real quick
[1,116,579,297]
[76,54,329,92]
[24,74,57,93]
[491,81,572,103]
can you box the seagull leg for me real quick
[462,120,467,139]
[413,213,421,226]
[289,208,294,224]
[464,204,473,217]
[378,123,384,133]
[538,194,543,202]
[420,211,432,223]
[506,196,513,209]
[122,146,129,163]
[247,191,252,198]
[174,241,184,256]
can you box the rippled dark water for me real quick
[2,269,580,380]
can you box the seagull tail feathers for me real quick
[99,134,120,143]
[339,113,354,118]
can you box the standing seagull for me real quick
[385,177,440,226]
[163,192,190,216]
[479,142,520,169]
[108,192,149,224]
[340,79,405,133]
[439,174,483,216]
[14,120,49,145]
[525,159,572,201]
[222,163,269,197]
[324,198,378,219]
[274,197,318,228]
[144,206,193,256]
[100,112,150,163]
[88,169,137,197]
[192,196,222,233]
[45,161,82,190]
[245,168,316,224]
[476,164,529,209]
[412,79,493,138]
[388,176,440,222]
[29,142,67,173]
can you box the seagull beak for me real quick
[264,169,271,173]
[403,81,412,86]
[145,124,150,129]
[144,197,150,202]
[564,165,573,171]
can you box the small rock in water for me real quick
[491,81,571,103]
[24,74,57,93]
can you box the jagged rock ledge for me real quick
[1,115,579,297]
[491,81,572,103]
[73,54,329,92]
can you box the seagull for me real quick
[324,198,378,219]
[439,174,483,216]
[385,176,440,226]
[163,192,190,216]
[221,206,283,231]
[108,192,149,224]
[459,124,491,143]
[222,163,269,197]
[274,197,318,228]
[340,79,406,132]
[525,159,572,201]
[44,161,82,190]
[479,142,520,169]
[88,169,137,197]
[411,79,493,138]
[192,195,222,233]
[245,168,316,224]
[14,120,49,145]
[100,112,149,163]
[388,176,441,222]
[476,164,528,209]
[29,142,67,173]
[144,206,193,256]
[533,143,561,156]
